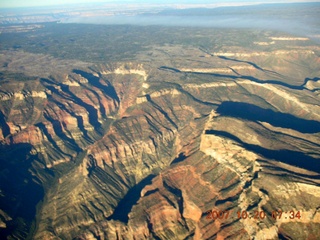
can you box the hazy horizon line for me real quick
[1,0,320,10]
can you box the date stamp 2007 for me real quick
[206,209,301,220]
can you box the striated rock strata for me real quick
[0,30,320,240]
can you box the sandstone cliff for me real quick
[0,29,319,240]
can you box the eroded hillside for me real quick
[0,27,320,240]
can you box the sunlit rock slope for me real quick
[0,29,319,240]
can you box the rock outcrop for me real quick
[0,27,319,240]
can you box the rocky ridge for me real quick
[0,31,320,239]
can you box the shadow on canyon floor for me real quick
[205,130,320,174]
[216,101,320,134]
[0,143,45,239]
[107,174,156,223]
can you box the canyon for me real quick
[0,11,320,240]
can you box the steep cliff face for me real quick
[33,70,215,239]
[75,110,320,240]
[1,29,320,240]
[0,62,146,239]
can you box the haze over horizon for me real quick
[0,0,320,238]
[1,0,319,9]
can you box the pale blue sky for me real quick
[1,0,319,8]
[0,0,110,8]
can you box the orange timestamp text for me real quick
[206,209,301,220]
